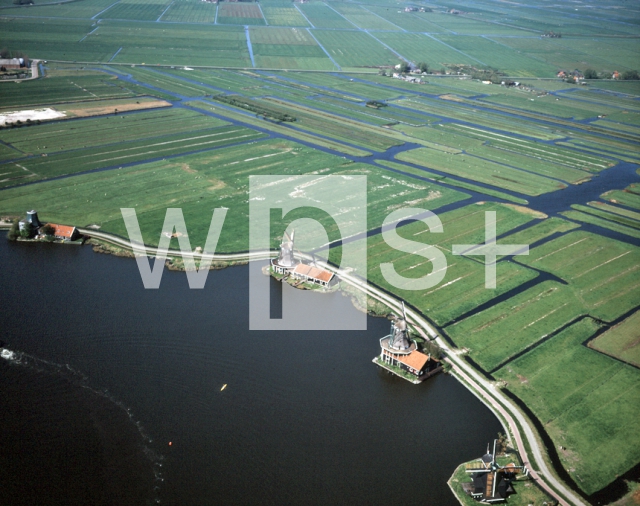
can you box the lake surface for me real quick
[0,238,502,505]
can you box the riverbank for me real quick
[0,226,593,505]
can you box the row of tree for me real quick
[7,220,54,241]
[583,69,639,80]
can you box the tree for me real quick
[622,70,640,80]
[19,222,33,239]
[7,219,20,241]
[418,62,429,73]
[497,432,508,455]
[584,68,598,79]
[398,62,411,74]
[40,224,55,236]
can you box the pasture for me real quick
[334,202,540,326]
[260,3,309,27]
[217,3,265,26]
[518,231,640,322]
[396,147,566,196]
[249,27,334,70]
[588,311,640,367]
[310,30,398,69]
[0,138,469,253]
[496,318,640,495]
[161,0,217,23]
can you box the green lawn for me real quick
[588,311,640,367]
[496,318,640,495]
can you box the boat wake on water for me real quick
[1,345,165,504]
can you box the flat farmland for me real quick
[0,139,468,253]
[435,35,558,77]
[496,318,640,495]
[0,72,137,110]
[162,0,217,23]
[423,13,534,36]
[560,210,640,239]
[588,311,640,367]
[0,0,117,18]
[602,184,640,210]
[395,98,563,140]
[335,202,540,326]
[330,4,401,31]
[447,281,585,371]
[365,7,446,33]
[306,30,397,69]
[0,108,227,155]
[95,23,252,66]
[441,124,612,172]
[478,93,620,121]
[0,18,119,62]
[373,32,478,68]
[249,27,334,70]
[217,3,265,26]
[297,3,354,29]
[102,0,172,21]
[260,4,309,27]
[274,72,402,101]
[396,147,566,196]
[518,231,640,322]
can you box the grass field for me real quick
[333,202,540,326]
[0,138,469,253]
[310,30,398,69]
[588,311,640,367]
[249,27,334,70]
[447,281,584,371]
[217,2,265,26]
[496,318,640,495]
[297,3,354,30]
[518,231,640,322]
[0,71,136,110]
[396,147,566,196]
[161,0,217,23]
[260,3,309,27]
[602,184,640,210]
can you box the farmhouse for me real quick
[45,224,79,241]
[0,58,23,70]
[18,210,79,241]
[271,229,334,288]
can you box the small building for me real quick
[0,58,23,70]
[47,223,79,241]
[271,229,334,288]
[291,263,333,287]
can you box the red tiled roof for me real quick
[48,223,76,238]
[293,263,333,283]
[397,350,429,371]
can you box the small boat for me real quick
[220,384,227,391]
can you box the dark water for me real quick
[0,238,502,506]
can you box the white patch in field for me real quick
[0,108,66,126]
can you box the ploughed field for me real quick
[1,0,639,500]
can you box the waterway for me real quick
[0,238,503,505]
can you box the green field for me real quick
[0,138,469,253]
[396,146,566,196]
[518,231,640,322]
[249,27,334,70]
[496,318,640,495]
[589,311,640,367]
[162,0,217,23]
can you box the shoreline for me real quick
[1,227,588,505]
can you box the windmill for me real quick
[389,302,411,351]
[464,439,525,503]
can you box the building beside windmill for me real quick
[462,440,524,503]
[270,229,334,288]
[18,210,79,241]
[375,302,441,382]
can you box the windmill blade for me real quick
[401,301,407,321]
[492,439,497,464]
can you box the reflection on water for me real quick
[0,238,502,505]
